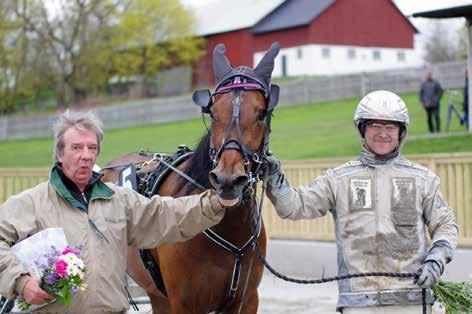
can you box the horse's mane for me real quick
[175,131,213,194]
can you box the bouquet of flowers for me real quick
[17,245,87,311]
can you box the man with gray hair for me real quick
[264,91,457,314]
[0,110,226,313]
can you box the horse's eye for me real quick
[257,110,267,122]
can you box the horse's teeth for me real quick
[219,198,239,207]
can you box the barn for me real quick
[193,0,419,87]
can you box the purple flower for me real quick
[61,247,80,256]
[43,272,60,286]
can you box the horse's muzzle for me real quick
[209,170,249,206]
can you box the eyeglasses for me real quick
[365,122,399,134]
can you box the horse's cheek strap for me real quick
[268,84,280,110]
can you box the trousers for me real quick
[343,304,432,314]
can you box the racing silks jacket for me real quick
[0,167,224,313]
[267,154,458,309]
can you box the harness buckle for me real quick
[252,153,262,164]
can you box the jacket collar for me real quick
[359,145,399,167]
[50,165,114,210]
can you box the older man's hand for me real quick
[22,277,53,305]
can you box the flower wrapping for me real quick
[10,228,86,311]
[17,245,87,311]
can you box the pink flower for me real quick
[61,247,79,256]
[55,259,68,277]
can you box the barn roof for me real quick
[193,0,284,36]
[412,4,472,19]
[252,0,335,34]
[191,0,417,37]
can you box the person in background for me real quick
[420,71,443,133]
[0,110,226,313]
[462,68,469,127]
[264,90,458,314]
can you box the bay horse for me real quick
[102,42,280,313]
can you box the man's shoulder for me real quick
[329,159,365,177]
[394,156,434,178]
[3,181,49,206]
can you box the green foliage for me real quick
[432,280,472,314]
[0,0,204,110]
[111,0,203,79]
[0,92,470,168]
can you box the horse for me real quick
[102,42,281,314]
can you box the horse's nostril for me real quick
[209,171,219,188]
[232,174,249,188]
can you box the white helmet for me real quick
[354,90,409,127]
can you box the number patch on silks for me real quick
[349,177,373,211]
[118,164,137,191]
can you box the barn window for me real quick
[322,47,330,58]
[372,50,381,61]
[297,48,303,59]
[397,51,406,61]
[348,48,356,59]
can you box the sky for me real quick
[182,0,472,13]
[181,0,472,32]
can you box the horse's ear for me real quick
[268,84,280,110]
[192,89,212,113]
[213,43,232,83]
[254,42,280,86]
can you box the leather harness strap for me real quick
[202,201,262,299]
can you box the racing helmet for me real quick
[354,90,409,139]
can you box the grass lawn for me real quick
[0,92,470,168]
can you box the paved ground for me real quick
[126,273,446,314]
[126,274,339,314]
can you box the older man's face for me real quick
[57,127,98,191]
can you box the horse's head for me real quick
[192,42,280,207]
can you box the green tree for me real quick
[111,0,203,97]
[1,0,202,110]
[0,0,36,114]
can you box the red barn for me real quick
[193,0,418,87]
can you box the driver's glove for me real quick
[415,240,454,288]
[263,153,292,214]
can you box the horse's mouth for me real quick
[218,196,240,207]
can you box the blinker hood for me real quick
[192,42,281,113]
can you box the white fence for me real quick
[0,60,466,141]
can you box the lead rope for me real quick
[250,165,427,314]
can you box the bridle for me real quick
[192,74,279,306]
[193,75,280,187]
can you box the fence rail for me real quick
[1,152,471,246]
[0,60,467,141]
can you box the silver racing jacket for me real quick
[266,155,458,309]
